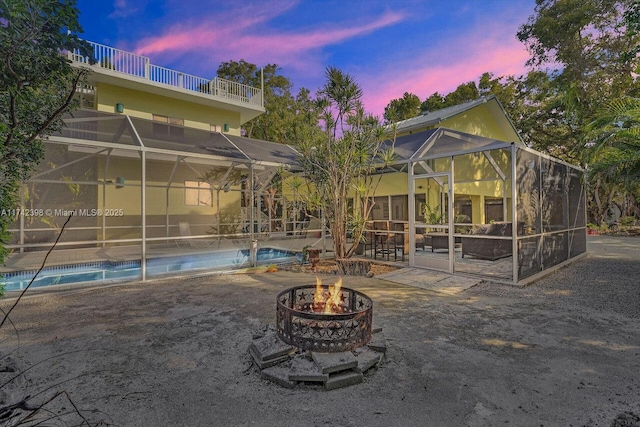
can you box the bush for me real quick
[620,216,637,227]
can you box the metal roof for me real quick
[51,110,300,168]
[383,127,512,162]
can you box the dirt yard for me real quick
[1,235,639,426]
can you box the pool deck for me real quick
[4,233,522,286]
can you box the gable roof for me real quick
[393,95,523,145]
[382,127,512,162]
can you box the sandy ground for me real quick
[1,235,639,426]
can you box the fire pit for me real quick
[249,277,384,390]
[276,278,373,352]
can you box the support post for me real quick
[19,184,25,253]
[260,68,264,108]
[511,144,518,285]
[141,150,147,281]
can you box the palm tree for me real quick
[296,67,395,259]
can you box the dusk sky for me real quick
[76,0,537,117]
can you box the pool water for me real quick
[2,248,297,292]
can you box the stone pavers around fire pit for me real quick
[249,327,386,390]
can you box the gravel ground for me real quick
[466,235,640,319]
[0,235,639,426]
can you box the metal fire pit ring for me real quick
[276,284,373,353]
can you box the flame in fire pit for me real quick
[313,276,343,314]
[276,283,373,352]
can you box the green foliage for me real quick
[423,202,443,225]
[585,96,640,222]
[620,215,638,226]
[420,81,480,112]
[0,0,91,269]
[383,92,421,123]
[509,0,640,223]
[296,67,394,259]
[515,0,640,154]
[216,61,323,146]
[623,1,640,61]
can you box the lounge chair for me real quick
[177,222,214,248]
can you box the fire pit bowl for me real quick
[276,283,373,353]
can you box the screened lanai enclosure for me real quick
[365,127,587,284]
[3,114,586,291]
[3,110,328,291]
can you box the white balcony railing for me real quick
[69,41,263,108]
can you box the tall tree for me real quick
[420,81,480,112]
[282,87,323,148]
[586,97,640,222]
[624,0,640,61]
[0,0,91,267]
[296,67,394,259]
[478,72,518,107]
[217,61,293,142]
[383,92,421,123]
[516,0,640,222]
[516,0,640,160]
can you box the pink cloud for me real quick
[132,0,299,55]
[231,12,405,55]
[132,4,405,74]
[360,18,532,117]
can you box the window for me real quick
[153,114,169,123]
[185,181,212,206]
[153,114,184,140]
[484,198,504,222]
[454,196,472,222]
[210,124,222,133]
[369,196,390,220]
[391,195,408,221]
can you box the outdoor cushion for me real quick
[462,222,513,260]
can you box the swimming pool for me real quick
[2,248,298,292]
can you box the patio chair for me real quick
[375,232,403,261]
[177,222,214,248]
[393,232,406,261]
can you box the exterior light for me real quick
[115,103,124,113]
[223,123,229,132]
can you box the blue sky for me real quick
[76,0,536,116]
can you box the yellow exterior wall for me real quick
[95,83,242,135]
[369,172,408,195]
[439,103,518,142]
[282,172,408,201]
[97,157,243,216]
[397,101,521,143]
[93,155,245,239]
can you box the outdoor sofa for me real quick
[461,222,514,261]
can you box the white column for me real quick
[141,150,147,281]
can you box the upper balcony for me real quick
[69,41,264,121]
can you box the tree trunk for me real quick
[336,259,372,276]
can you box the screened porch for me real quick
[354,127,587,285]
[3,110,328,290]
